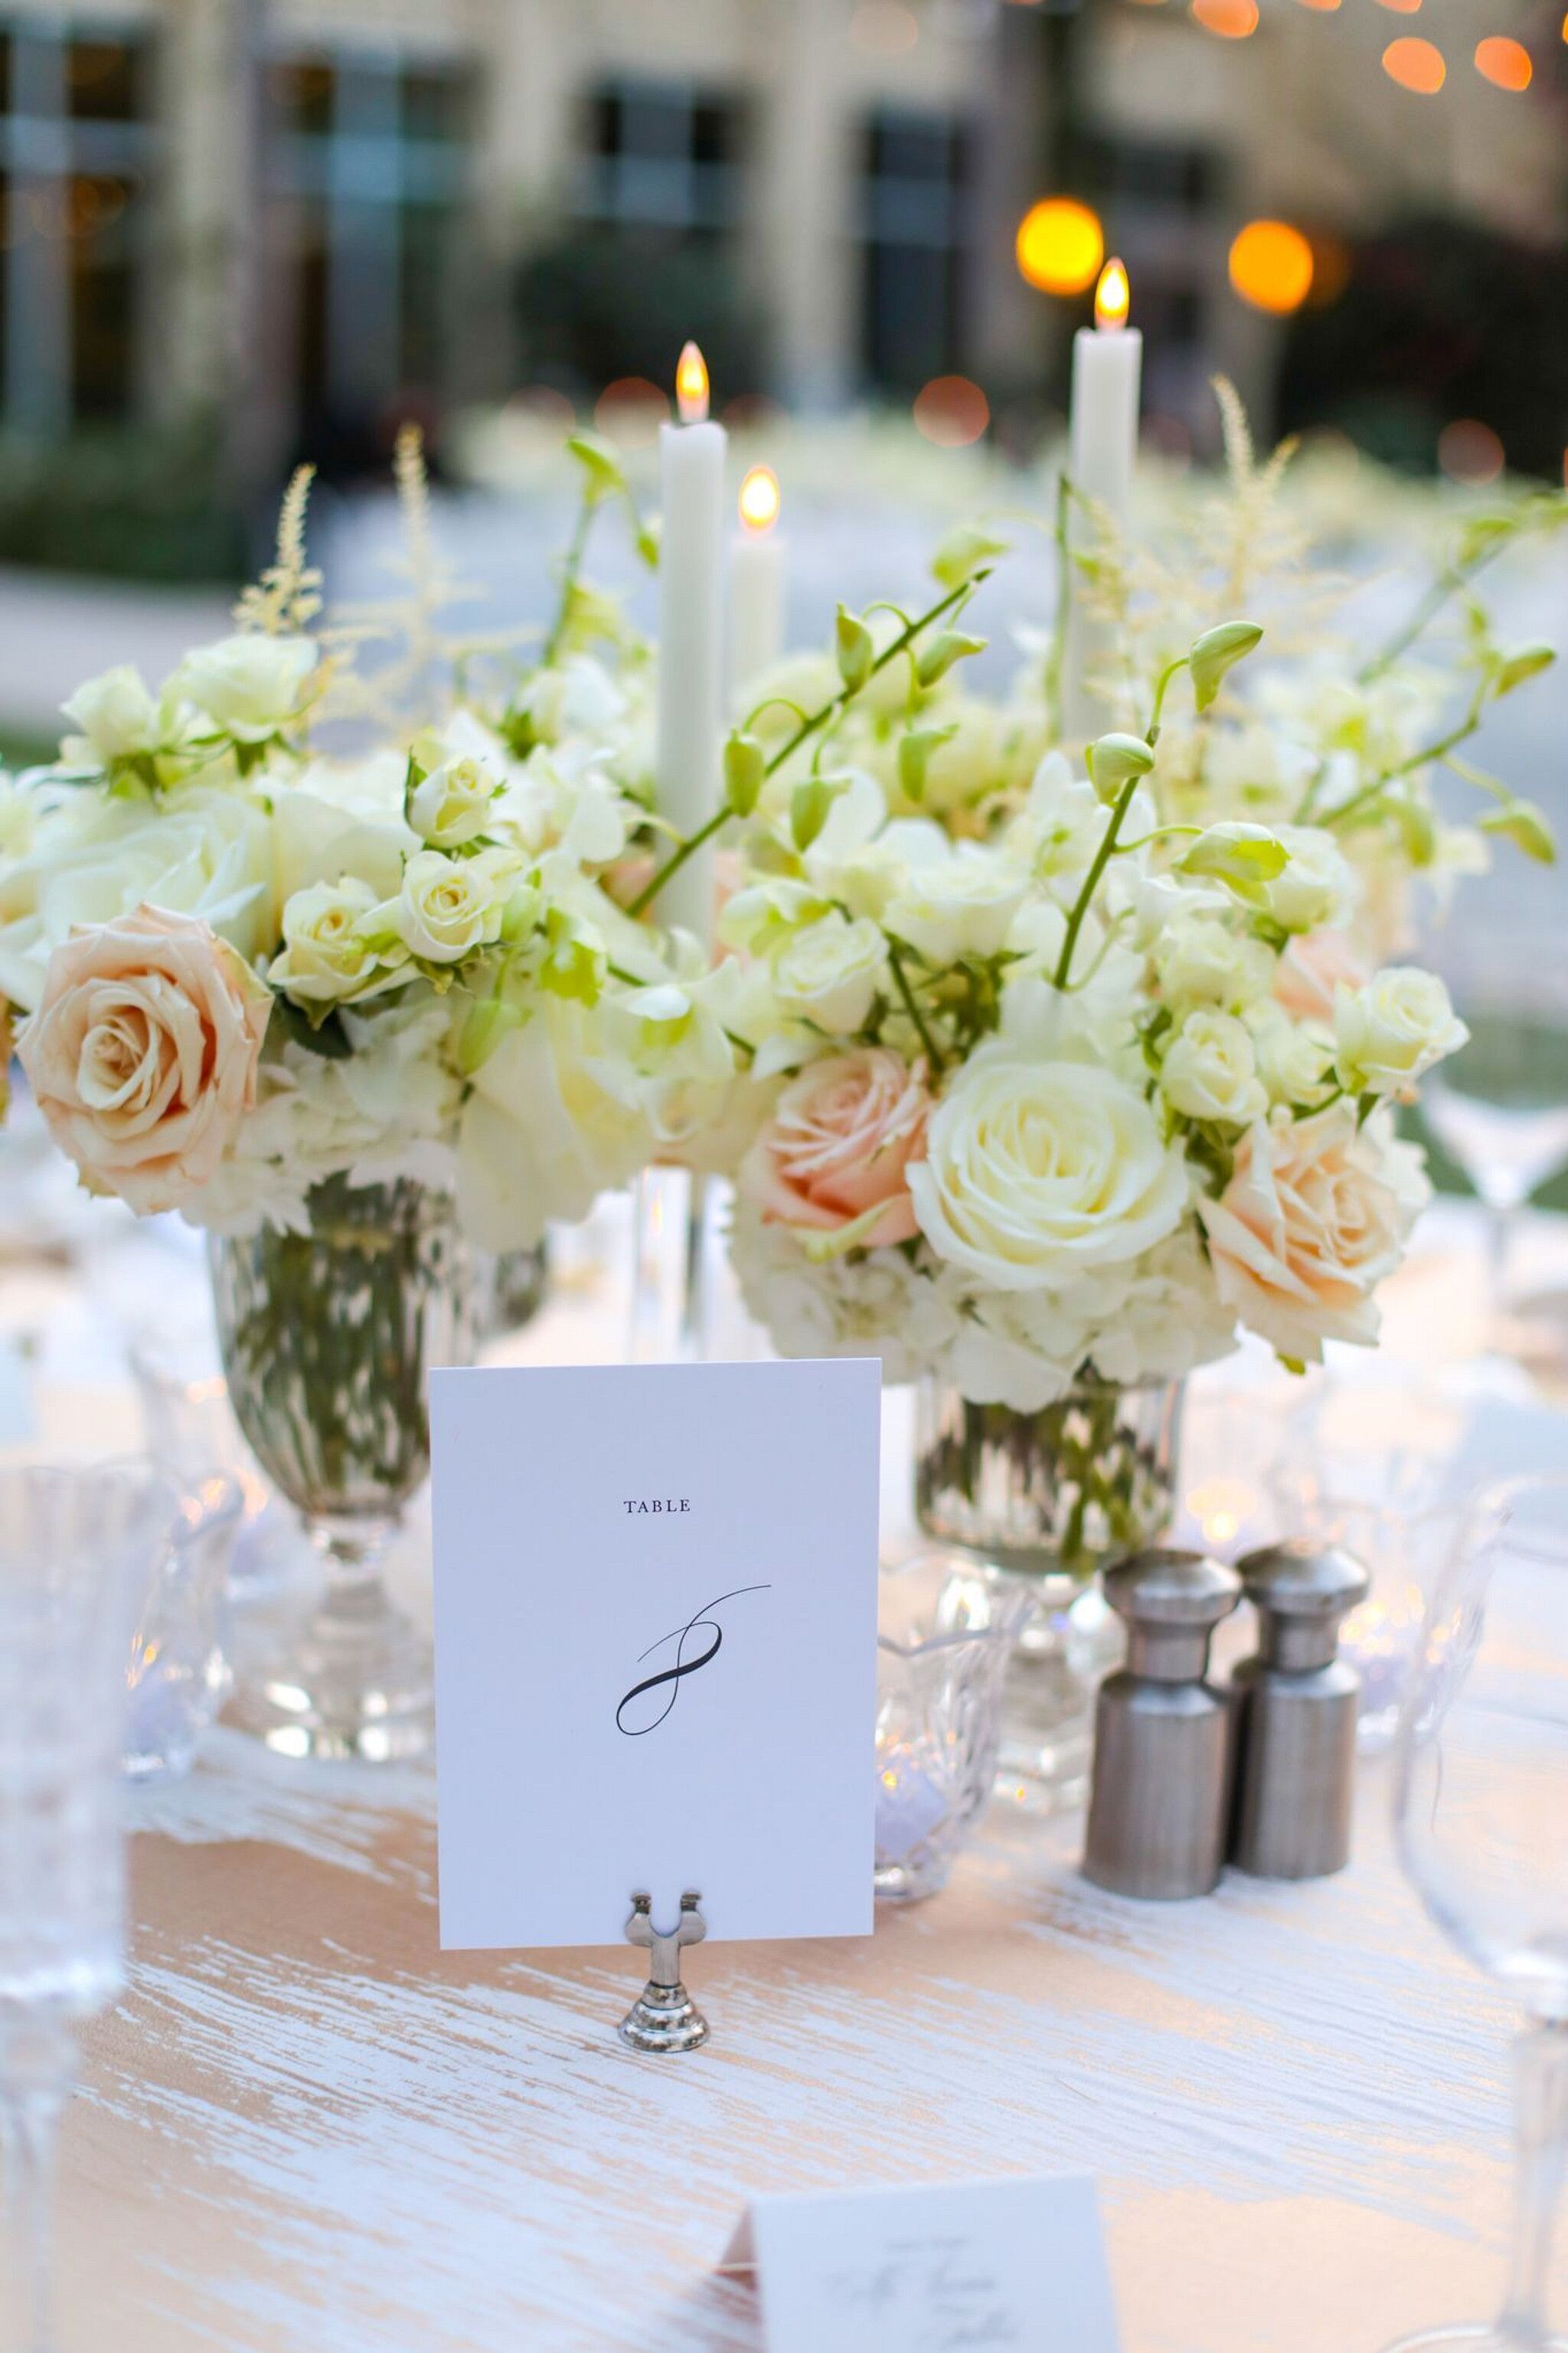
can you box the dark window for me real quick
[859,107,969,394]
[268,46,471,466]
[0,21,153,431]
[67,35,138,123]
[575,77,742,234]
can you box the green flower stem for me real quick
[1358,549,1504,687]
[1320,702,1483,832]
[887,940,947,1074]
[541,489,596,668]
[1145,655,1189,745]
[627,574,987,923]
[1052,773,1143,992]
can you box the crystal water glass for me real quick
[1387,1472,1568,2351]
[124,1470,244,1781]
[1421,1002,1568,1327]
[875,1553,1035,1902]
[0,1461,172,2353]
[129,1325,291,1595]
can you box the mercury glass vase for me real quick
[208,1176,479,1763]
[913,1377,1185,1812]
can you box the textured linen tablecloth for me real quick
[17,1194,1568,2353]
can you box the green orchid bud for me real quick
[1179,821,1288,908]
[499,882,542,945]
[566,432,627,506]
[914,629,986,690]
[456,995,525,1077]
[1490,643,1556,698]
[1189,621,1264,714]
[897,724,959,803]
[835,606,874,693]
[791,772,848,853]
[1086,732,1155,806]
[635,518,661,569]
[1481,798,1557,864]
[724,730,766,818]
[541,933,606,1006]
[930,526,1009,591]
[1391,792,1436,868]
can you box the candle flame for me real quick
[1095,258,1130,332]
[675,340,710,424]
[738,464,780,536]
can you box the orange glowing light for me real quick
[1296,0,1342,11]
[1475,34,1532,88]
[913,376,990,449]
[1383,35,1446,89]
[1228,220,1315,315]
[1095,258,1131,332]
[593,376,668,446]
[1377,0,1422,13]
[1439,419,1504,485]
[675,340,710,424]
[1015,197,1104,296]
[738,464,781,536]
[1192,0,1259,35]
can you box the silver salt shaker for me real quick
[1229,1541,1371,1881]
[1083,1549,1242,1900]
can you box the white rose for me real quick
[456,1000,652,1250]
[60,665,160,764]
[407,754,499,849]
[1334,966,1468,1098]
[1244,1001,1333,1106]
[1159,1010,1268,1126]
[0,783,272,1013]
[269,750,414,918]
[379,848,518,966]
[884,848,1027,966]
[178,633,318,742]
[909,1054,1190,1292]
[1155,916,1275,1014]
[269,877,403,1008]
[1266,825,1355,935]
[771,912,887,1034]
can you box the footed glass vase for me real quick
[913,1378,1185,1813]
[209,1177,479,1762]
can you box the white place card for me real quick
[430,1358,881,1950]
[720,2175,1121,2353]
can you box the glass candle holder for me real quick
[875,1554,1036,1904]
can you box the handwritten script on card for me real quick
[431,1358,880,1952]
[614,1584,773,1737]
[724,2175,1120,2353]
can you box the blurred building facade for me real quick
[0,0,1563,484]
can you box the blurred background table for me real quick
[6,1181,1565,2353]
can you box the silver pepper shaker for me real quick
[1083,1549,1242,1900]
[1229,1541,1371,1881]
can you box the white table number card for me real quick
[722,2175,1121,2353]
[430,1358,882,1950]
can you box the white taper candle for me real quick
[655,341,727,945]
[730,464,786,707]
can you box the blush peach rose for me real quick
[1272,927,1368,1025]
[1197,1104,1426,1363]
[740,1047,929,1249]
[18,904,270,1214]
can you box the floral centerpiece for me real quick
[677,393,1563,1578]
[0,430,735,1757]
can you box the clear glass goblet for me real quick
[0,1461,174,2353]
[1421,1005,1568,1328]
[1387,1471,1568,2351]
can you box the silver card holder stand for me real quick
[619,1889,710,2052]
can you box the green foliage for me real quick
[0,420,247,583]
